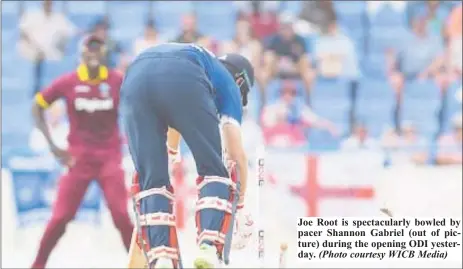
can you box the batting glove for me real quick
[232,203,254,250]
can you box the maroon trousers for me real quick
[31,149,134,268]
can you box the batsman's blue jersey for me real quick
[141,43,243,125]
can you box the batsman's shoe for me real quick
[154,257,175,268]
[193,244,220,269]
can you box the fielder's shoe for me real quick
[193,244,220,269]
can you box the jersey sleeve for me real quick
[35,75,68,109]
[209,57,243,126]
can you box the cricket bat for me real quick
[127,228,148,269]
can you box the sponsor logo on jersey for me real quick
[74,97,114,113]
[99,82,110,98]
[75,85,90,93]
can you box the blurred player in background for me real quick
[31,35,133,268]
[122,43,255,269]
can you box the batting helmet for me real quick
[219,53,255,106]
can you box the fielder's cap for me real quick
[82,35,105,52]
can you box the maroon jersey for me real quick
[36,64,123,152]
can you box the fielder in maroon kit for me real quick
[31,35,133,268]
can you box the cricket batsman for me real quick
[121,43,255,269]
[31,35,134,268]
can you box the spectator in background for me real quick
[220,18,263,84]
[388,16,446,95]
[436,113,462,165]
[313,20,359,80]
[342,121,378,150]
[312,18,359,128]
[446,4,462,82]
[18,0,76,94]
[262,13,313,96]
[173,13,203,43]
[261,80,337,147]
[133,19,164,56]
[173,13,215,51]
[239,1,279,41]
[382,121,429,164]
[90,18,124,69]
[446,4,462,40]
[18,0,76,62]
[299,0,336,34]
[411,1,450,37]
[397,122,428,148]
